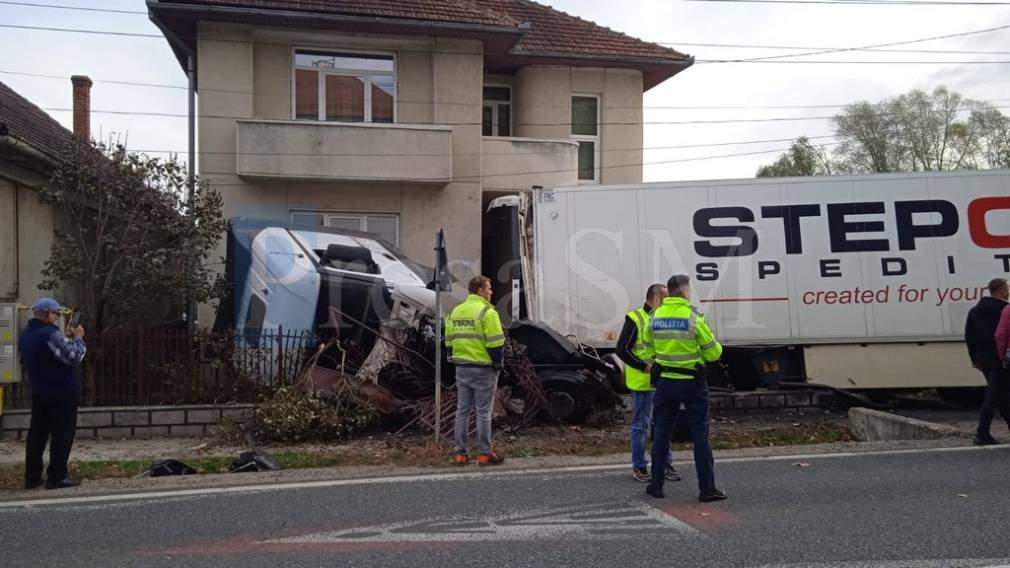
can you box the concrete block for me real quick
[151,410,186,425]
[75,428,96,439]
[848,407,963,442]
[77,412,112,428]
[113,411,150,426]
[170,425,206,437]
[1,429,21,441]
[1,411,31,430]
[786,394,812,408]
[221,407,250,420]
[132,426,170,439]
[186,409,221,424]
[759,394,787,408]
[709,395,732,410]
[732,394,761,409]
[814,392,835,408]
[97,427,133,439]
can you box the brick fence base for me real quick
[0,404,254,441]
[706,389,832,416]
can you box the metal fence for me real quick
[3,328,317,409]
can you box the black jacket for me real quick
[616,304,651,372]
[965,296,1008,369]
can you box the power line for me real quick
[679,0,1010,5]
[0,1,146,14]
[699,22,1010,63]
[5,69,1010,110]
[675,42,1010,55]
[32,104,1008,126]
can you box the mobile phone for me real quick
[69,312,81,328]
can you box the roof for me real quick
[149,0,692,89]
[0,80,75,165]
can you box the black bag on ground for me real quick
[230,449,283,473]
[150,459,197,477]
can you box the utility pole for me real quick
[186,54,197,337]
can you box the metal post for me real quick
[186,54,197,337]
[432,229,450,445]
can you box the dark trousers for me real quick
[650,373,715,494]
[25,390,80,484]
[977,366,1010,437]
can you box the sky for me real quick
[1,0,1009,182]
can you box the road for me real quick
[3,445,1010,568]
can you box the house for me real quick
[147,0,692,282]
[0,76,93,307]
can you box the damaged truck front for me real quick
[216,219,622,427]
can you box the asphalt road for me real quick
[3,446,1010,568]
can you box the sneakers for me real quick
[974,433,1000,446]
[478,452,505,467]
[632,467,650,482]
[699,489,727,503]
[664,464,682,482]
[453,452,470,466]
[645,483,665,499]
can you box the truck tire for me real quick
[937,387,985,409]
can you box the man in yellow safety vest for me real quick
[642,274,726,502]
[616,283,680,483]
[445,276,506,467]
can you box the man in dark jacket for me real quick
[616,283,679,483]
[964,278,1010,445]
[19,298,86,490]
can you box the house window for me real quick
[572,95,600,183]
[293,50,395,123]
[290,211,400,246]
[482,86,511,137]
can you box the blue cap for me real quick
[32,298,62,313]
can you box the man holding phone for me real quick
[19,298,86,490]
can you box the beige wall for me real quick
[0,179,56,307]
[481,137,578,192]
[514,65,644,185]
[198,24,485,298]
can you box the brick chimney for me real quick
[70,75,92,140]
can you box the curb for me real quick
[848,407,964,442]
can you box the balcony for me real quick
[236,119,453,184]
[481,136,579,192]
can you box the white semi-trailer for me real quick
[485,170,1010,396]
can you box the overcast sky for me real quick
[2,0,1009,182]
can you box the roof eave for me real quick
[496,50,695,90]
[147,0,529,76]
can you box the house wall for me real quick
[0,176,56,308]
[514,65,644,185]
[197,23,484,311]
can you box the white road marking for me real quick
[0,444,1004,510]
[266,501,701,543]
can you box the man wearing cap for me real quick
[19,298,86,490]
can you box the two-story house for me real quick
[148,0,692,279]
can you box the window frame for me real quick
[289,209,401,247]
[291,47,398,124]
[482,83,513,137]
[571,93,601,184]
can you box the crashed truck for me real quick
[214,218,623,424]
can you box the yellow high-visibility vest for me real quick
[445,294,506,366]
[643,297,722,380]
[625,308,653,392]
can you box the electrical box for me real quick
[0,303,21,384]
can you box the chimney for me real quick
[70,75,92,140]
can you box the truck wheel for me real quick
[937,387,986,409]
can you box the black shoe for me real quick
[699,489,727,503]
[632,467,650,482]
[24,480,43,490]
[664,464,682,482]
[645,483,665,499]
[974,434,1000,446]
[44,478,80,490]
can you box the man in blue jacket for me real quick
[20,298,86,490]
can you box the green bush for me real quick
[222,386,376,443]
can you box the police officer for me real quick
[445,276,506,467]
[616,283,679,483]
[643,275,726,502]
